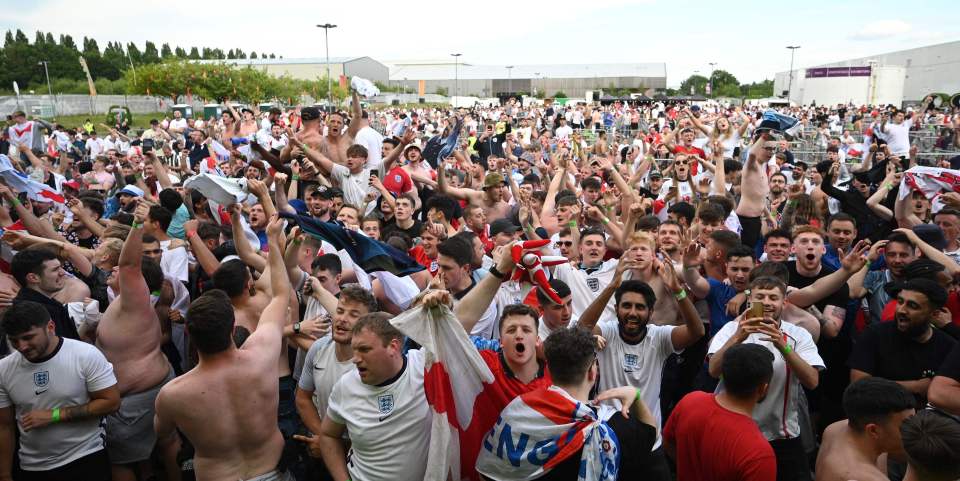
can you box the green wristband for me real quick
[11,198,21,207]
[51,407,61,423]
[292,175,300,181]
[883,182,893,190]
[780,344,792,355]
[674,289,687,301]
[132,222,143,229]
[567,221,578,228]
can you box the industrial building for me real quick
[385,59,667,99]
[195,57,390,85]
[773,40,960,107]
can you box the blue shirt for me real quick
[823,244,841,271]
[705,278,739,337]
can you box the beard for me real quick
[618,314,648,339]
[897,319,929,339]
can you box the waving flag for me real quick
[900,166,960,201]
[390,304,495,481]
[475,386,620,481]
[0,154,65,204]
[421,118,463,169]
[280,212,424,276]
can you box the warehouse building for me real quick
[385,59,667,99]
[773,40,960,107]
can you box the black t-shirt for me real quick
[382,219,422,241]
[849,322,957,397]
[785,261,850,312]
[528,413,657,481]
[939,341,960,382]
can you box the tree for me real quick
[142,41,160,64]
[126,42,142,64]
[740,79,774,99]
[160,43,173,59]
[435,86,449,96]
[188,47,200,59]
[236,49,246,59]
[269,53,276,59]
[554,91,568,98]
[250,51,258,59]
[227,49,236,59]
[174,46,186,58]
[679,75,709,96]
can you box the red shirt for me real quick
[879,291,960,325]
[381,166,413,197]
[663,391,776,481]
[409,245,439,276]
[459,350,552,481]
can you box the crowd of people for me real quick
[0,87,959,481]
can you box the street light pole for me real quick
[317,23,338,106]
[506,65,514,99]
[786,45,800,102]
[450,53,462,101]
[38,61,55,117]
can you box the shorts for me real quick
[19,449,110,481]
[106,368,175,464]
[246,469,295,481]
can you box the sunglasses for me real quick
[554,241,574,248]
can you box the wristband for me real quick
[567,221,578,228]
[883,182,893,190]
[635,388,642,403]
[132,222,143,229]
[780,344,792,355]
[292,175,300,181]
[292,238,302,245]
[602,217,610,225]
[488,266,507,280]
[11,198,21,207]
[187,230,198,239]
[674,289,687,301]
[51,407,61,423]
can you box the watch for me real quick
[488,266,507,280]
[293,322,301,334]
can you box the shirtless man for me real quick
[98,201,177,481]
[216,107,241,146]
[815,377,916,481]
[317,90,363,167]
[438,164,511,220]
[155,214,292,481]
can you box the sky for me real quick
[2,0,958,87]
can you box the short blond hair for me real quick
[97,238,123,266]
[627,231,657,251]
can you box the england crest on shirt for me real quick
[622,354,639,372]
[33,371,49,387]
[586,277,600,291]
[377,394,395,416]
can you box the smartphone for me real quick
[747,301,764,320]
[142,138,154,152]
[369,169,379,177]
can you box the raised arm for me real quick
[0,184,66,242]
[659,254,705,350]
[454,248,515,334]
[67,199,106,238]
[710,141,727,197]
[345,91,363,140]
[577,258,633,335]
[118,203,155,314]
[230,204,267,273]
[247,178,277,220]
[897,227,960,276]
[787,240,868,309]
[599,152,636,205]
[437,161,482,202]
[680,242,711,299]
[242,215,291,352]
[736,134,770,218]
[866,172,897,221]
[894,185,924,228]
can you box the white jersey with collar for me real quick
[552,259,619,320]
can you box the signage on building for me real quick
[805,66,872,78]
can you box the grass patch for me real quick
[42,112,167,131]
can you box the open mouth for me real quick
[515,343,526,353]
[805,253,816,261]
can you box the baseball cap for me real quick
[114,185,144,198]
[912,224,947,251]
[649,171,663,180]
[62,180,81,191]
[318,187,343,200]
[489,218,521,237]
[483,172,505,189]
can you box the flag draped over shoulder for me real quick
[279,212,424,277]
[0,154,65,204]
[475,386,621,481]
[389,303,495,481]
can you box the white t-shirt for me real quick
[159,240,189,283]
[0,338,117,471]
[596,322,677,450]
[881,119,913,157]
[298,335,354,418]
[85,138,104,157]
[657,174,705,205]
[326,349,431,481]
[708,320,824,441]
[553,259,619,321]
[330,164,372,208]
[169,118,188,132]
[555,125,573,140]
[355,127,385,171]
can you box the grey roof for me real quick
[194,56,366,66]
[387,62,667,81]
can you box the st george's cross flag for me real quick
[900,166,960,202]
[389,303,495,481]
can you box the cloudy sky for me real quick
[2,0,957,86]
